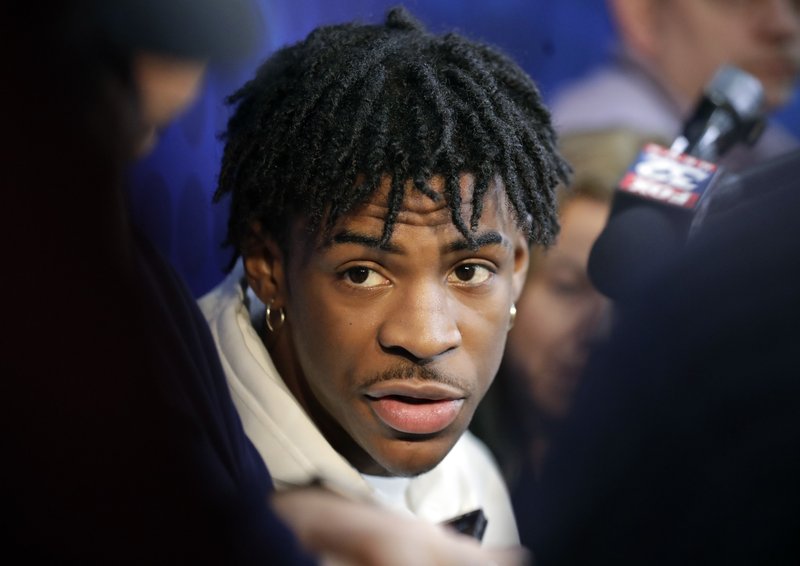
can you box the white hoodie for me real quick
[199,266,519,547]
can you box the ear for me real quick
[242,222,289,309]
[511,232,530,303]
[607,0,660,59]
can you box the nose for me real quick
[377,283,462,363]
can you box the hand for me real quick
[271,486,530,566]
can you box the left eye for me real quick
[343,266,389,288]
[448,264,493,285]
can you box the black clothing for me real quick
[529,152,800,565]
[3,5,314,561]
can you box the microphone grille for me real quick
[707,65,765,122]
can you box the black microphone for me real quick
[670,65,766,162]
[587,65,767,301]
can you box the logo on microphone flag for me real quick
[618,143,719,209]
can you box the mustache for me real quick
[361,364,471,393]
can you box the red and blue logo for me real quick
[618,143,719,209]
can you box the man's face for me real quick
[270,175,528,477]
[504,197,610,420]
[650,0,800,110]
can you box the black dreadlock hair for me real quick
[215,5,570,268]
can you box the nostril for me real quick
[380,344,424,364]
[379,343,457,365]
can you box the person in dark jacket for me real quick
[529,149,800,565]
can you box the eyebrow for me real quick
[444,231,507,253]
[329,231,402,252]
[327,229,508,254]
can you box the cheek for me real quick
[287,277,384,396]
[288,285,355,386]
[661,17,725,74]
[454,296,512,400]
[480,321,510,387]
[698,18,761,76]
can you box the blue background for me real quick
[127,0,800,297]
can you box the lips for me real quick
[364,384,465,435]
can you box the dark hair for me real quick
[216,6,570,266]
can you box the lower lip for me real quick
[368,396,464,435]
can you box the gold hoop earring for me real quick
[265,300,285,333]
[508,303,517,331]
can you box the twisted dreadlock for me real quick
[216,6,570,267]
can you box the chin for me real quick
[372,434,459,477]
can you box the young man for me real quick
[201,6,569,547]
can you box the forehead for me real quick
[298,173,521,250]
[368,174,494,222]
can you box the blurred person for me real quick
[199,6,570,549]
[551,0,800,171]
[470,129,667,546]
[2,2,529,564]
[3,1,296,562]
[528,147,800,565]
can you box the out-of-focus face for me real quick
[253,175,528,477]
[131,53,207,156]
[650,0,800,110]
[504,197,610,419]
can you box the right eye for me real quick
[341,266,390,288]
